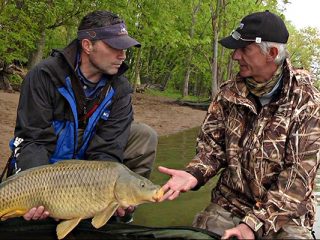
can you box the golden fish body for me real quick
[0,160,163,239]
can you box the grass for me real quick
[145,88,210,102]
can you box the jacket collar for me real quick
[219,58,294,114]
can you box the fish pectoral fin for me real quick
[1,208,29,220]
[91,202,119,228]
[56,217,82,240]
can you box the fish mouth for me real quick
[152,188,164,202]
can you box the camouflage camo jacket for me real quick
[186,59,320,237]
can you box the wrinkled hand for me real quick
[221,223,255,240]
[23,206,50,221]
[158,166,198,201]
[114,206,135,217]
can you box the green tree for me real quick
[287,25,320,79]
[1,0,317,97]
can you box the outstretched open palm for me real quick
[158,166,198,201]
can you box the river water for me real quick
[135,127,214,227]
[135,127,320,238]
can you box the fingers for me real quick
[126,206,136,214]
[159,166,198,202]
[23,207,37,221]
[114,207,126,217]
[169,190,180,200]
[32,206,45,220]
[221,229,242,239]
[39,211,50,220]
[23,206,49,221]
[160,189,180,202]
[160,182,177,201]
[114,206,136,217]
[158,166,175,175]
[160,189,172,201]
[161,183,170,193]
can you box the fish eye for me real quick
[140,181,145,188]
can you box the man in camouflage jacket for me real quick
[159,11,320,239]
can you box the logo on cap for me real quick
[87,31,97,38]
[119,24,128,35]
[239,23,244,29]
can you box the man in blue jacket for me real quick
[8,10,157,222]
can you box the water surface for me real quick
[135,127,216,226]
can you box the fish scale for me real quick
[0,160,163,239]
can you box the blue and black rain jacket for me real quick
[9,40,133,172]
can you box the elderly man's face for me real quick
[232,43,271,83]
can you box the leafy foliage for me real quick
[0,0,319,95]
[0,2,36,63]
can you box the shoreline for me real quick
[0,90,207,171]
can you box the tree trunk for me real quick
[27,28,46,69]
[226,55,234,80]
[210,0,220,99]
[183,67,191,97]
[182,1,201,97]
[0,62,14,92]
[0,72,13,92]
[132,47,142,93]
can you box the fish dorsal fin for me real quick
[91,202,119,228]
[0,208,28,220]
[56,217,82,239]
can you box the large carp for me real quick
[0,160,164,239]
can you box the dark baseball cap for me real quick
[77,22,141,50]
[219,10,289,49]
